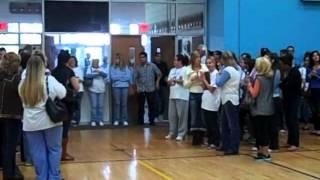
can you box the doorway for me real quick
[150,36,175,121]
[151,36,175,68]
[111,35,144,124]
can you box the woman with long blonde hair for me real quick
[184,50,208,145]
[109,53,132,126]
[247,57,274,161]
[19,55,66,180]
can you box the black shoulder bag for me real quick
[45,76,69,123]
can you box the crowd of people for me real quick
[166,45,320,160]
[0,46,170,179]
[0,44,319,179]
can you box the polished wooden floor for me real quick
[8,126,320,179]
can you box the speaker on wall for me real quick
[9,2,41,14]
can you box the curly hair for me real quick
[0,52,21,75]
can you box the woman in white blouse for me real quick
[184,51,208,145]
[19,55,66,180]
[200,57,221,149]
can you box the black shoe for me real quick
[216,146,224,152]
[3,174,24,180]
[192,131,203,146]
[263,154,272,162]
[254,153,264,161]
[270,147,279,151]
[224,151,239,156]
[149,122,155,126]
[255,153,272,162]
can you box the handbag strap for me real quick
[46,75,49,96]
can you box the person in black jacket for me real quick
[0,52,24,179]
[153,52,169,120]
[52,50,80,161]
[279,54,302,151]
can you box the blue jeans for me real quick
[221,101,240,153]
[25,126,63,180]
[89,92,105,123]
[23,132,32,164]
[112,87,128,123]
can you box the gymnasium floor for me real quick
[15,126,320,179]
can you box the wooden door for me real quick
[151,36,175,68]
[111,35,144,65]
[111,35,143,124]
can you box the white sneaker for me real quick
[99,121,104,126]
[208,144,216,149]
[176,136,183,141]
[123,121,128,126]
[113,121,119,126]
[280,129,286,133]
[165,134,173,139]
[91,122,96,127]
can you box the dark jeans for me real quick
[73,92,83,124]
[155,86,168,117]
[202,109,220,146]
[284,96,300,147]
[273,97,285,130]
[189,93,204,131]
[138,91,157,124]
[254,116,271,147]
[221,101,240,153]
[239,107,250,139]
[298,96,312,123]
[270,97,283,149]
[0,119,21,178]
[63,103,74,139]
[311,88,320,130]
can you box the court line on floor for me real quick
[22,152,320,180]
[244,154,320,179]
[294,151,320,162]
[58,151,320,180]
[53,148,320,166]
[110,143,133,158]
[138,160,173,180]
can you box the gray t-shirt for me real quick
[251,75,274,116]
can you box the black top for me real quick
[0,72,22,120]
[154,61,168,87]
[280,67,302,100]
[52,65,76,108]
[51,65,75,88]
